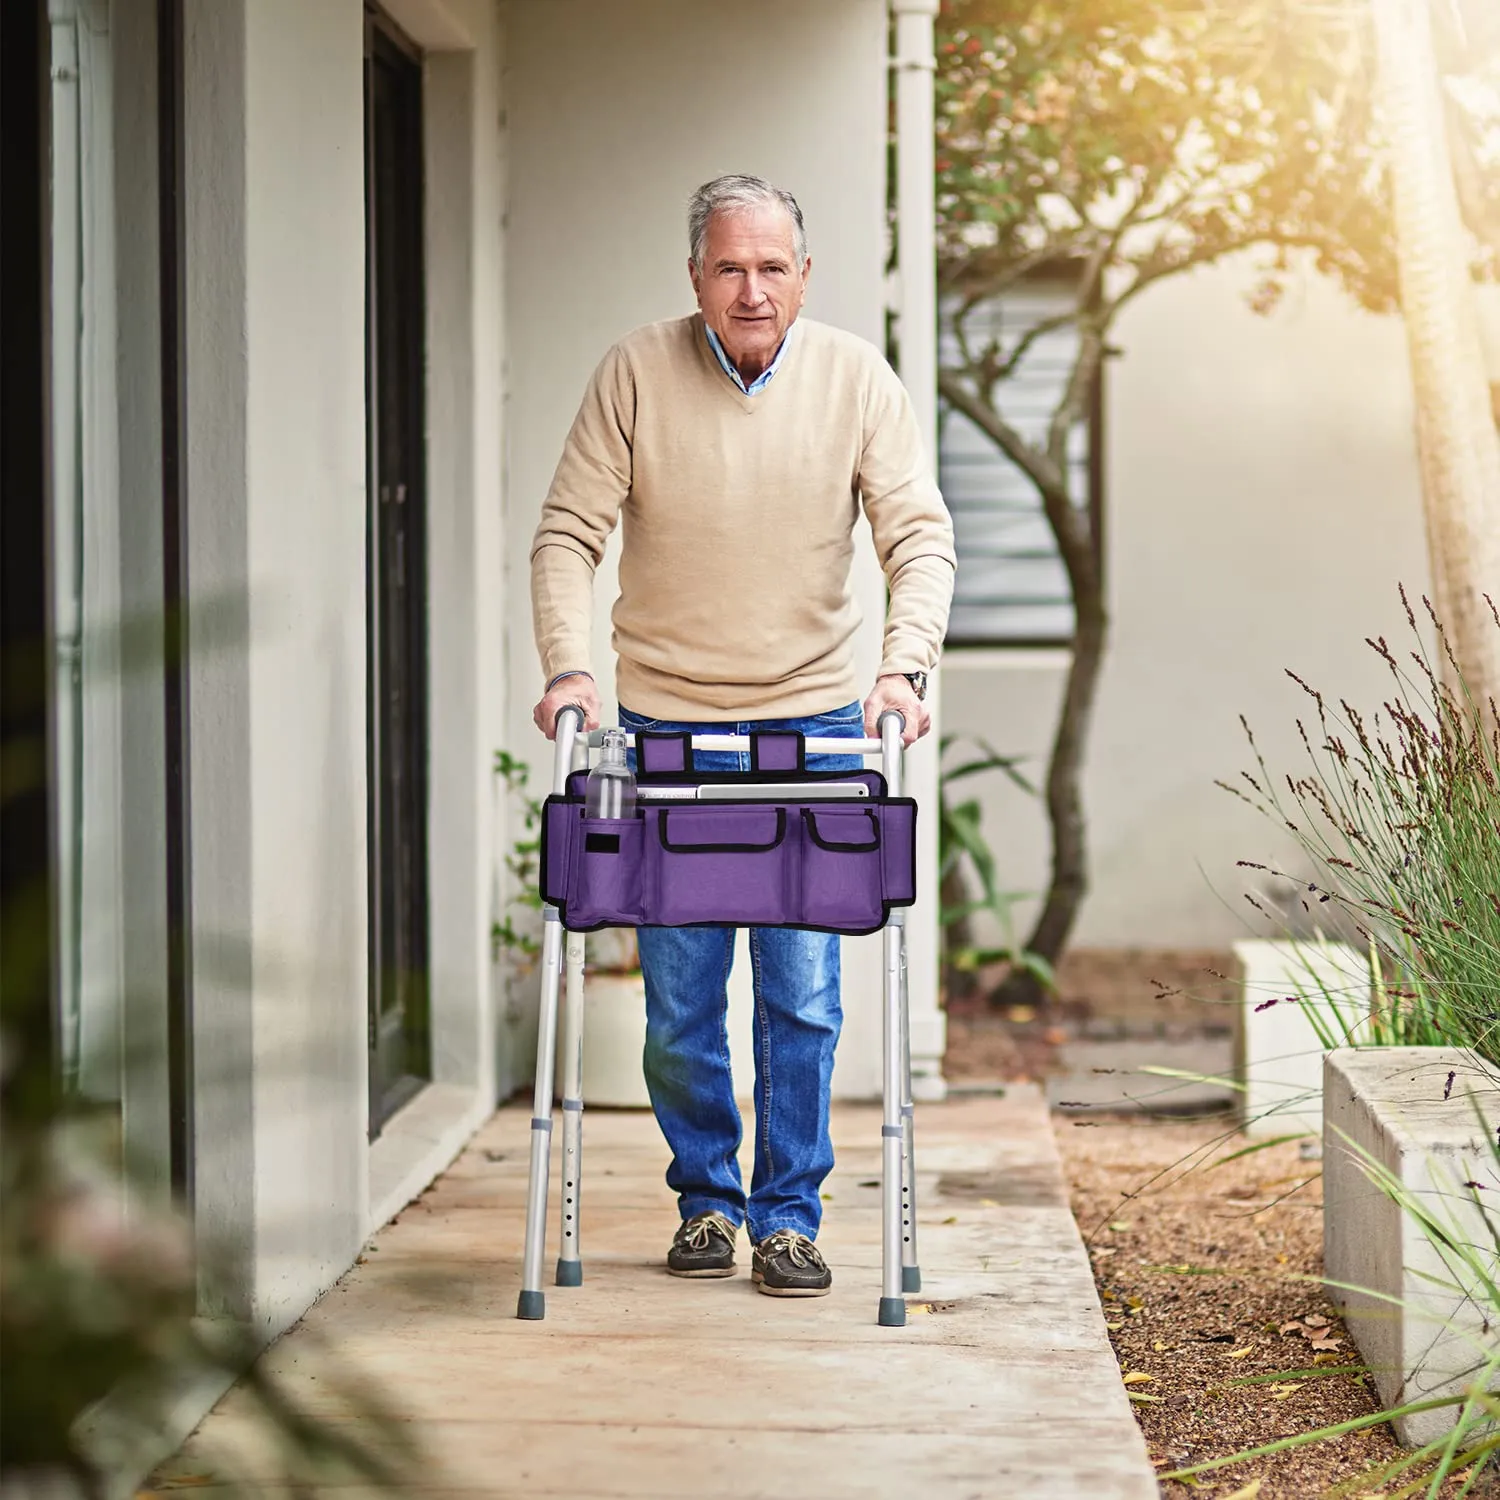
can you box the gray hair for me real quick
[688,175,808,270]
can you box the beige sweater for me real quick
[530,313,956,720]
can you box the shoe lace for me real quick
[680,1212,736,1249]
[763,1230,825,1270]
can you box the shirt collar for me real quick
[704,320,796,395]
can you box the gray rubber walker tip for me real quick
[878,1296,907,1327]
[555,1258,583,1287]
[517,1289,546,1320]
[902,1265,922,1294]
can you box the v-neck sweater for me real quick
[529,312,956,721]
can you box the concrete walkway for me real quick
[169,1087,1158,1498]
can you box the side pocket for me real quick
[568,816,645,927]
[800,807,885,932]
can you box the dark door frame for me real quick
[1,0,59,1126]
[364,4,433,1137]
[157,0,196,1207]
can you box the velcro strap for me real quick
[638,730,693,776]
[749,730,804,773]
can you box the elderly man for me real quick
[529,174,954,1298]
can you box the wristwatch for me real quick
[901,671,928,702]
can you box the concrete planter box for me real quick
[1234,939,1368,1138]
[555,971,652,1109]
[1323,1047,1500,1446]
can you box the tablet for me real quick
[696,781,869,801]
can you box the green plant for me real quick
[938,732,1054,1004]
[492,749,638,978]
[1222,589,1500,1067]
[493,749,545,970]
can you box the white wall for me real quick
[183,0,516,1329]
[185,0,369,1339]
[416,0,509,1124]
[499,0,903,1099]
[944,255,1431,953]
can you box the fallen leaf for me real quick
[941,1214,958,1225]
[1220,1480,1263,1500]
[1009,1005,1036,1023]
[1153,1340,1173,1353]
[1105,1321,1123,1332]
[1270,1383,1303,1400]
[907,1302,931,1316]
[1128,1392,1165,1404]
[1109,1221,1132,1231]
[1303,1313,1330,1328]
[1313,1352,1342,1366]
[1122,1371,1155,1385]
[1279,1319,1304,1335]
[1309,1336,1342,1352]
[978,1198,1000,1208]
[1225,1184,1261,1200]
[1227,1346,1255,1359]
[1276,1253,1289,1265]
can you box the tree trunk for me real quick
[1370,0,1500,714]
[991,591,1108,1009]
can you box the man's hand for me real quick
[533,674,603,740]
[863,674,930,747]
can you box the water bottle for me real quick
[585,727,637,819]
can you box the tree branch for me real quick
[937,367,1068,507]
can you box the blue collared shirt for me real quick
[704,320,796,395]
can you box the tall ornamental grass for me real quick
[1221,589,1500,1067]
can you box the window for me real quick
[939,279,1103,646]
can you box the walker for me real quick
[516,706,921,1327]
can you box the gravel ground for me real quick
[943,949,1498,1498]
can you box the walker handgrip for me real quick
[552,707,584,796]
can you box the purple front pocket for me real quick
[801,807,885,931]
[650,805,792,926]
[567,816,645,926]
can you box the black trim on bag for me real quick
[657,806,787,854]
[749,730,806,773]
[584,831,621,854]
[803,807,880,853]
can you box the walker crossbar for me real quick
[516,706,920,1327]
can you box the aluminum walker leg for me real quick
[879,919,906,1326]
[517,912,563,1320]
[900,929,921,1294]
[877,709,907,1327]
[518,707,583,1321]
[556,930,586,1287]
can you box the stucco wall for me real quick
[499,0,903,1099]
[943,256,1431,955]
[183,0,515,1330]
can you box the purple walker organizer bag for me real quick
[538,729,917,937]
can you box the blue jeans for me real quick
[618,701,865,1243]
